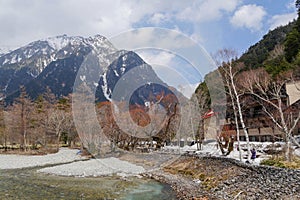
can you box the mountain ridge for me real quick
[0,34,178,106]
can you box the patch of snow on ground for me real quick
[0,148,83,169]
[38,157,145,177]
[164,141,278,165]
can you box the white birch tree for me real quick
[215,49,250,161]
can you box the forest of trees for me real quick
[0,87,76,153]
[239,1,300,77]
[0,84,187,155]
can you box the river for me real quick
[0,166,177,199]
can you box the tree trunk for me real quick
[285,140,291,162]
[23,130,27,151]
[233,111,242,161]
[228,78,242,161]
[236,99,251,162]
[4,133,7,151]
[56,132,61,152]
[231,71,251,162]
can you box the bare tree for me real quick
[157,93,180,148]
[193,83,210,150]
[13,86,33,151]
[215,49,250,161]
[144,99,169,148]
[0,99,6,150]
[118,108,142,150]
[241,68,300,161]
[47,95,72,151]
[73,83,111,157]
[63,113,77,148]
[97,101,123,151]
[32,89,56,149]
[49,109,66,151]
[3,108,17,149]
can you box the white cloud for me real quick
[0,0,243,48]
[269,12,297,30]
[177,0,240,23]
[109,27,213,77]
[286,0,297,10]
[137,51,175,67]
[109,28,196,51]
[148,13,169,25]
[0,0,285,58]
[0,0,136,47]
[230,4,267,31]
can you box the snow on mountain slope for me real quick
[0,34,180,107]
[0,34,119,98]
[0,34,117,72]
[0,47,12,56]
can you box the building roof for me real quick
[202,109,216,119]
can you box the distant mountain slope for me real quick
[195,19,300,110]
[239,21,295,70]
[0,35,116,98]
[0,35,178,105]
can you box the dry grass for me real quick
[163,157,247,190]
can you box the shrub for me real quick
[260,156,300,169]
[260,158,285,168]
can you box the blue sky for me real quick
[130,0,297,54]
[0,0,297,54]
[0,0,298,97]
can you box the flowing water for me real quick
[0,166,177,200]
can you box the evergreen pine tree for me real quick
[284,2,300,62]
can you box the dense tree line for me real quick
[238,1,300,78]
[285,0,300,63]
[239,22,294,69]
[96,92,182,153]
[0,83,184,155]
[0,87,77,152]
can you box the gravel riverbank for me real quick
[38,157,145,177]
[118,152,300,200]
[0,148,83,169]
[147,155,300,200]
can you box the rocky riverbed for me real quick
[120,152,300,200]
[210,156,300,200]
[1,149,299,199]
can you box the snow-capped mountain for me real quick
[0,34,116,74]
[0,35,176,105]
[0,47,12,56]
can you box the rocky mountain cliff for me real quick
[0,35,174,105]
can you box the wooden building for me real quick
[203,81,300,142]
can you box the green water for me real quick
[0,167,177,200]
[122,181,175,200]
